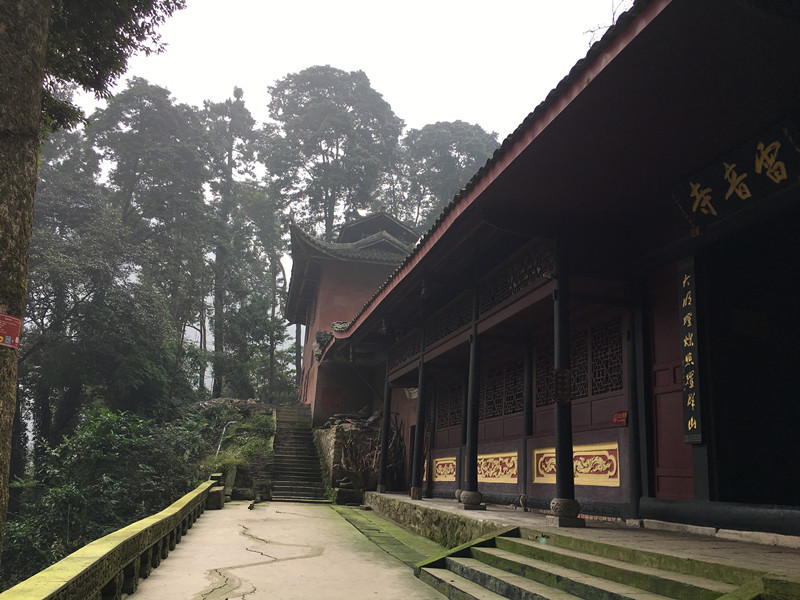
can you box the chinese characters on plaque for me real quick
[675,120,800,229]
[679,259,702,444]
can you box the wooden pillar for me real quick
[521,340,534,494]
[426,383,437,498]
[549,239,584,527]
[377,360,392,493]
[457,373,468,492]
[462,289,484,509]
[410,350,426,500]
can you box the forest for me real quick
[0,66,498,587]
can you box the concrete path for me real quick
[129,501,444,600]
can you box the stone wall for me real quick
[313,427,341,486]
[364,492,503,549]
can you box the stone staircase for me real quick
[271,404,330,503]
[416,527,754,600]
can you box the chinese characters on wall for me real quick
[676,120,800,228]
[679,259,702,444]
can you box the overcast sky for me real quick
[79,1,632,141]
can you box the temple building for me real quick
[285,213,418,425]
[287,0,800,534]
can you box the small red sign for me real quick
[0,314,22,349]
[612,410,628,426]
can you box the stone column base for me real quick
[460,490,485,510]
[410,487,423,500]
[549,497,585,527]
[376,484,387,493]
[545,515,586,527]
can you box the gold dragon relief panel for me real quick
[533,442,620,487]
[432,457,457,482]
[477,452,518,484]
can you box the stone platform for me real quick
[364,492,800,584]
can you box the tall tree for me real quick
[265,65,403,238]
[394,121,498,228]
[203,88,258,397]
[90,78,209,340]
[20,124,198,456]
[0,0,184,553]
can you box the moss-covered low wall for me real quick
[0,480,216,600]
[365,492,503,549]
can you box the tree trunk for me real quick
[266,255,277,403]
[0,0,51,557]
[32,377,52,468]
[211,241,226,398]
[211,143,234,399]
[199,303,207,391]
[8,384,26,515]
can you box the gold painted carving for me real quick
[533,442,620,487]
[477,452,518,484]
[433,457,457,482]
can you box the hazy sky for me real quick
[80,1,632,140]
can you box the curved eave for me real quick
[286,224,410,324]
[331,0,669,342]
[332,0,800,345]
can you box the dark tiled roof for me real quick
[291,224,411,264]
[337,212,419,245]
[333,0,651,336]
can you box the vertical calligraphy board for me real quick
[678,258,702,444]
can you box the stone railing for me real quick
[0,480,217,600]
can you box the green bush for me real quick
[202,411,274,473]
[0,409,209,589]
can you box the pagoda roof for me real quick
[286,218,415,325]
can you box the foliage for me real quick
[202,410,276,473]
[44,0,187,130]
[0,409,208,588]
[0,0,183,560]
[90,77,210,337]
[5,58,501,579]
[388,121,499,228]
[264,66,403,237]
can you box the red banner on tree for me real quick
[0,314,22,349]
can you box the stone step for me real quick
[418,566,513,600]
[272,484,326,494]
[271,485,326,493]
[271,496,331,504]
[273,450,317,456]
[273,466,320,473]
[274,441,315,448]
[466,548,686,600]
[272,471,322,479]
[273,456,319,465]
[494,537,736,599]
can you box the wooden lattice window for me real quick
[571,330,588,400]
[436,384,464,429]
[591,317,624,395]
[480,365,505,419]
[448,384,463,427]
[535,346,555,407]
[479,240,556,314]
[503,357,524,415]
[388,332,421,370]
[425,291,472,347]
[479,357,525,418]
